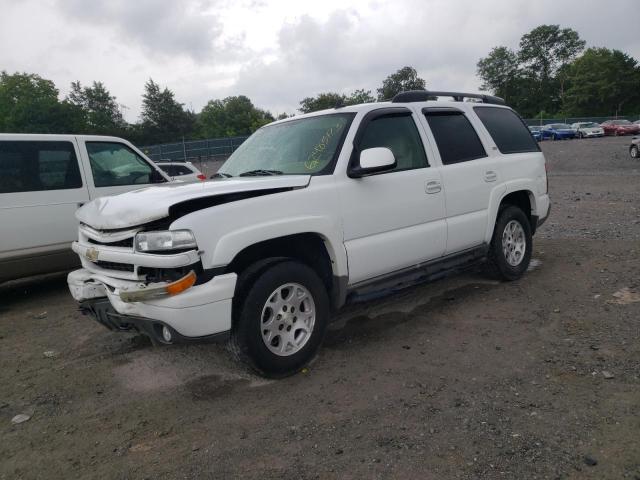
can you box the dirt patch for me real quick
[1,136,639,479]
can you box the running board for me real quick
[346,246,489,304]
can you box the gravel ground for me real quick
[1,136,639,479]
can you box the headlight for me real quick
[134,230,197,252]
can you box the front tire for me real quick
[230,260,329,377]
[487,206,532,281]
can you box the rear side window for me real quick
[474,107,539,154]
[425,111,487,165]
[0,141,82,194]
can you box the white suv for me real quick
[68,90,550,377]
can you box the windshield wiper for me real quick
[211,172,233,178]
[238,169,283,177]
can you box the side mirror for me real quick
[349,147,397,178]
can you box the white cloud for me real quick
[0,0,638,119]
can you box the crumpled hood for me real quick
[77,175,311,229]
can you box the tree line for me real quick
[2,24,638,146]
[0,66,426,146]
[477,24,640,118]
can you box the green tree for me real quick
[0,71,84,133]
[564,48,640,116]
[299,92,346,113]
[518,25,585,110]
[345,89,376,105]
[68,81,124,134]
[477,47,520,100]
[198,95,273,138]
[377,66,426,101]
[140,79,195,144]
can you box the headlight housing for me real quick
[134,230,197,252]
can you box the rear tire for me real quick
[487,206,532,281]
[631,145,639,159]
[230,260,329,378]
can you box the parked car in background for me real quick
[634,120,640,125]
[630,137,640,159]
[571,122,604,138]
[156,161,206,182]
[541,123,576,140]
[528,125,543,142]
[0,134,170,283]
[601,119,640,136]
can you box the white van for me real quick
[0,134,170,283]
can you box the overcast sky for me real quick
[1,0,638,121]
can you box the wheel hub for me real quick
[260,283,316,356]
[502,220,526,267]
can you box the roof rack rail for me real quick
[391,90,506,105]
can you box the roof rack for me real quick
[391,90,506,105]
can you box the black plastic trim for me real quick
[346,246,489,304]
[392,90,506,105]
[79,298,229,344]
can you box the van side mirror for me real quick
[349,147,397,178]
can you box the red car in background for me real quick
[600,119,640,136]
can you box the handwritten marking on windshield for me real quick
[305,121,344,170]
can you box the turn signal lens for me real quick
[165,271,197,296]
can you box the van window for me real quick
[474,107,539,154]
[86,142,161,187]
[161,164,193,176]
[358,114,428,171]
[425,112,487,165]
[0,141,82,194]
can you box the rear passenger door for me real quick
[0,138,90,278]
[420,107,505,254]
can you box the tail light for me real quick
[197,174,206,181]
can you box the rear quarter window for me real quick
[474,107,539,154]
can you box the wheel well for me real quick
[226,233,334,294]
[500,191,532,222]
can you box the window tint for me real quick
[358,114,428,171]
[87,142,158,187]
[161,165,193,176]
[425,112,487,165]
[474,107,539,154]
[0,141,82,194]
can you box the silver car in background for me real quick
[571,122,605,139]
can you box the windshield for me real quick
[612,120,632,125]
[549,124,572,129]
[582,123,599,128]
[529,126,541,131]
[218,113,355,177]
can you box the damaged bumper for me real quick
[68,268,237,341]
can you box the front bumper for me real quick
[79,298,230,344]
[68,268,237,339]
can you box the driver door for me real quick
[338,109,447,285]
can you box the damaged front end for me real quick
[68,221,236,343]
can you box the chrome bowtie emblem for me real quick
[85,247,99,262]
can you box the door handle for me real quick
[425,180,442,194]
[484,170,497,182]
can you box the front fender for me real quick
[206,215,347,278]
